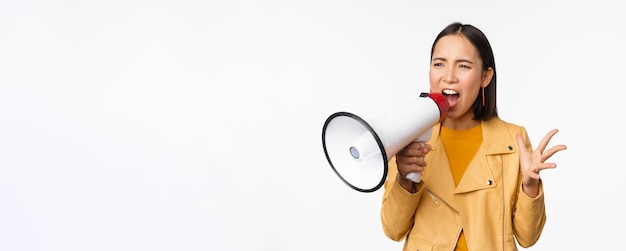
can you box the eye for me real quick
[433,62,444,67]
[459,64,471,69]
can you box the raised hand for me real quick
[516,129,567,197]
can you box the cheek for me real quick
[461,85,481,103]
[460,73,483,89]
[428,70,439,87]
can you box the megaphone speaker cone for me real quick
[321,112,388,193]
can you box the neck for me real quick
[442,114,481,130]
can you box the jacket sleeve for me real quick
[513,181,546,247]
[512,128,547,247]
[380,157,422,241]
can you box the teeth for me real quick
[443,89,458,95]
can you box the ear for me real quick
[482,67,494,88]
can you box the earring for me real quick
[481,86,485,107]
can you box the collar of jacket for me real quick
[423,117,517,210]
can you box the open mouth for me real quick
[442,89,459,108]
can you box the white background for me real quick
[1,0,623,250]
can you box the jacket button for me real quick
[508,145,513,150]
[487,180,493,185]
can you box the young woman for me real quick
[380,22,567,251]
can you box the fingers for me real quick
[396,143,430,166]
[535,162,557,173]
[397,157,427,169]
[396,148,428,168]
[540,144,567,163]
[537,129,560,153]
[529,162,558,179]
[397,143,431,161]
[537,129,567,162]
[522,128,567,179]
[396,142,431,177]
[395,156,425,179]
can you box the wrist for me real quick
[522,179,540,198]
[396,173,417,193]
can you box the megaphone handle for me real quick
[405,142,424,183]
[405,171,422,183]
[405,128,432,183]
[406,141,424,183]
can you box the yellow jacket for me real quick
[381,117,546,251]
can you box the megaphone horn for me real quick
[321,92,449,193]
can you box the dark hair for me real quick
[430,22,498,121]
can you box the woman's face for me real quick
[429,34,492,127]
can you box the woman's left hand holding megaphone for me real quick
[395,142,432,193]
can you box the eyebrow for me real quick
[432,57,475,64]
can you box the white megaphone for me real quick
[321,92,449,193]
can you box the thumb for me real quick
[515,133,526,154]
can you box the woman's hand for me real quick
[395,142,432,192]
[516,129,567,197]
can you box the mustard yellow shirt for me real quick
[441,125,483,251]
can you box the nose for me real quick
[443,66,458,83]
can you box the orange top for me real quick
[441,124,483,251]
